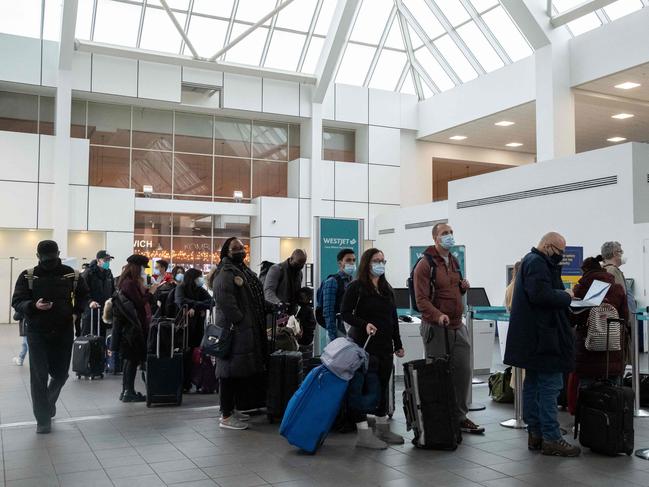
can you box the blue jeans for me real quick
[523,370,563,441]
[19,336,29,360]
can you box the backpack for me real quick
[585,302,621,352]
[26,267,80,292]
[315,274,346,329]
[407,252,461,312]
[259,261,275,285]
[488,367,514,403]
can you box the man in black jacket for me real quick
[12,240,89,434]
[505,232,579,457]
[80,250,115,336]
[263,249,306,314]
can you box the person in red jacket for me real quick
[567,256,628,414]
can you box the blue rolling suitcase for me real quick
[279,364,348,454]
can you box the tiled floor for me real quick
[2,324,649,487]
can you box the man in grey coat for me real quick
[263,249,306,314]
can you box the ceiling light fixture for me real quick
[449,135,467,141]
[614,82,641,90]
[607,137,627,143]
[506,142,523,147]
[611,113,634,120]
[495,121,515,127]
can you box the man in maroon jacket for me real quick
[413,223,484,434]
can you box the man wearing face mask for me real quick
[12,240,89,433]
[263,249,307,314]
[505,232,580,457]
[80,250,115,337]
[320,248,356,342]
[414,223,484,435]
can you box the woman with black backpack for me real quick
[341,248,405,450]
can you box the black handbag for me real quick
[18,319,27,337]
[201,322,234,359]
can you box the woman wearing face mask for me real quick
[341,248,405,450]
[212,237,267,430]
[172,266,185,284]
[174,268,215,392]
[112,254,155,402]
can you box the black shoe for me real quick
[36,422,51,434]
[122,391,146,403]
[528,433,542,451]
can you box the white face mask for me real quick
[620,256,627,266]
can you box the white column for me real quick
[306,103,323,286]
[53,69,73,256]
[535,41,575,161]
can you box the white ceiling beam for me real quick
[363,5,397,86]
[159,0,200,58]
[313,0,361,104]
[458,0,511,65]
[551,0,617,26]
[76,40,317,84]
[395,7,424,99]
[500,0,550,49]
[261,0,281,67]
[208,0,295,62]
[297,0,324,71]
[59,0,79,70]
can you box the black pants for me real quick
[122,359,138,393]
[351,353,393,423]
[220,377,243,417]
[27,330,74,425]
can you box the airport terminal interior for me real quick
[2,0,649,485]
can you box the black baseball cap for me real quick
[96,250,113,260]
[37,240,59,259]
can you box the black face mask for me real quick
[230,251,246,265]
[40,258,59,271]
[550,252,564,265]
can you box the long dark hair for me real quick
[182,268,202,296]
[119,262,142,289]
[220,237,238,260]
[171,265,184,277]
[357,248,392,297]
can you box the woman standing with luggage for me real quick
[212,237,267,430]
[341,248,405,450]
[175,268,214,392]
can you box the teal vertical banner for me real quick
[318,218,361,283]
[409,245,466,276]
[410,246,427,268]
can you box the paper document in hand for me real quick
[570,279,611,308]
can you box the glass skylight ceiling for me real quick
[551,0,647,36]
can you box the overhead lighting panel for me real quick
[611,113,634,120]
[495,121,515,127]
[449,135,467,140]
[607,137,627,143]
[614,82,641,90]
[505,142,523,147]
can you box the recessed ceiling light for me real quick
[505,142,523,147]
[607,137,627,143]
[449,135,467,140]
[614,82,641,90]
[611,113,634,119]
[495,121,515,127]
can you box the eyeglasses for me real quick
[371,260,387,265]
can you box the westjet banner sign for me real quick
[318,218,362,284]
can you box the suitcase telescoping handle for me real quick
[156,318,175,359]
[90,305,101,336]
[363,332,374,350]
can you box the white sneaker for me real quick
[233,410,250,422]
[219,416,249,430]
[13,357,24,366]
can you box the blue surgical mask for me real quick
[175,273,184,283]
[440,234,455,250]
[195,277,205,287]
[101,261,110,270]
[343,263,356,276]
[370,263,385,277]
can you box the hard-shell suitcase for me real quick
[266,350,303,422]
[388,363,395,418]
[146,317,184,407]
[72,307,105,380]
[402,328,460,450]
[280,364,349,454]
[575,318,634,455]
[105,333,122,374]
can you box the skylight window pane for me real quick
[276,0,318,31]
[603,0,643,21]
[552,0,586,13]
[265,31,306,71]
[192,0,235,17]
[401,73,417,95]
[408,24,424,49]
[384,16,405,50]
[402,0,445,39]
[336,43,376,86]
[566,12,601,36]
[225,24,268,65]
[140,6,186,54]
[43,0,63,41]
[0,0,41,38]
[314,0,337,35]
[236,0,276,24]
[148,0,190,10]
[422,82,434,98]
[301,36,325,73]
[482,6,532,62]
[351,0,393,44]
[186,15,228,57]
[470,0,499,14]
[457,21,503,72]
[414,48,454,91]
[434,35,477,82]
[438,0,471,26]
[76,0,93,40]
[94,0,141,47]
[369,50,407,91]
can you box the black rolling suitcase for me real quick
[575,318,634,455]
[388,363,396,418]
[72,307,105,380]
[146,316,184,407]
[403,327,461,450]
[266,350,303,422]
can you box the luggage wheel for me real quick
[388,413,393,419]
[76,374,81,379]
